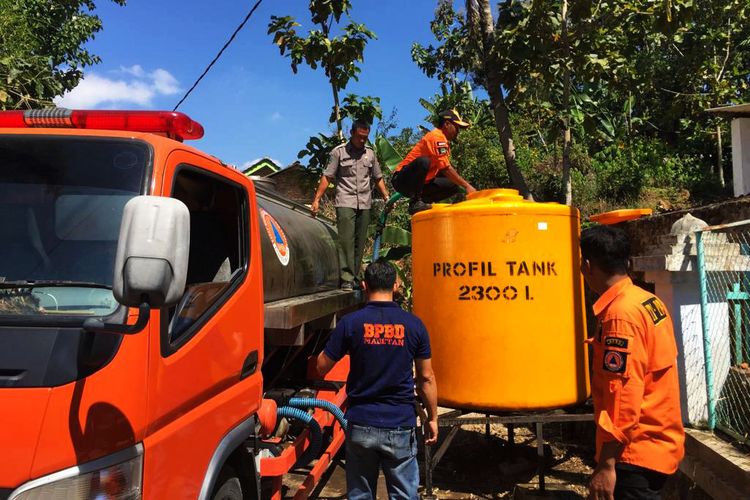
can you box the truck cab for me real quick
[0,109,356,499]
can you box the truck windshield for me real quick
[0,136,149,317]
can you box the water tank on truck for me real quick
[412,188,590,412]
[253,181,339,303]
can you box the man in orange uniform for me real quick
[392,109,476,214]
[580,225,685,500]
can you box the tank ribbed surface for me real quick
[412,189,590,411]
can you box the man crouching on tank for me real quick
[317,260,438,500]
[580,226,685,500]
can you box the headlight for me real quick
[9,444,143,500]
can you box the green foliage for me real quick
[268,15,374,91]
[269,0,381,172]
[381,225,411,247]
[590,138,706,203]
[336,94,382,126]
[268,0,376,136]
[410,0,744,207]
[374,135,402,172]
[296,133,345,176]
[450,122,509,190]
[411,1,474,97]
[296,94,382,174]
[418,82,493,129]
[0,0,125,109]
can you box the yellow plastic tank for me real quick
[412,189,589,411]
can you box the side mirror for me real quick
[113,196,190,308]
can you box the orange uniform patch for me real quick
[363,323,405,346]
[589,277,685,474]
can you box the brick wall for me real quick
[620,195,750,257]
[267,164,322,205]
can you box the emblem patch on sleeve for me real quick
[437,147,448,155]
[604,337,629,349]
[641,297,667,325]
[603,350,627,373]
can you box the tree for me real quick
[413,1,533,198]
[465,0,534,199]
[268,0,376,139]
[651,0,750,187]
[411,1,474,98]
[0,0,125,109]
[416,0,738,207]
[488,0,698,203]
[296,94,383,175]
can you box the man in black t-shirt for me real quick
[317,261,438,500]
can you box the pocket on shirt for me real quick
[337,159,354,176]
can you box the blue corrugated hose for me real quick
[276,406,323,466]
[287,397,348,431]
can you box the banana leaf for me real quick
[381,225,411,246]
[379,246,412,261]
[374,135,403,172]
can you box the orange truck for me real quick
[0,109,358,500]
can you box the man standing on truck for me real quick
[392,109,476,214]
[311,121,389,290]
[317,260,438,500]
[580,225,685,500]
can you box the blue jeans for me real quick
[345,424,419,500]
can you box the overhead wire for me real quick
[173,0,264,111]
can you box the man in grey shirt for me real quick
[312,120,389,290]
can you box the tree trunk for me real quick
[717,123,725,187]
[331,78,343,140]
[487,80,532,198]
[473,0,533,199]
[562,127,572,204]
[321,18,343,140]
[561,0,572,205]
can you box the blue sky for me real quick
[56,1,451,169]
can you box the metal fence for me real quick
[695,221,750,444]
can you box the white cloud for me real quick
[270,111,283,122]
[119,64,146,78]
[151,69,180,95]
[54,66,181,109]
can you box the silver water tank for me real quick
[254,183,339,303]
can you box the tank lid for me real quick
[466,188,524,202]
[589,208,652,225]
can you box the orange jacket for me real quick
[589,277,685,474]
[396,128,451,182]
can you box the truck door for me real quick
[142,150,263,497]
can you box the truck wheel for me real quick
[212,467,243,500]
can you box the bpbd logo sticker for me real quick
[261,209,290,266]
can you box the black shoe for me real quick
[341,281,354,291]
[409,199,432,215]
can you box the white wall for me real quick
[731,118,750,197]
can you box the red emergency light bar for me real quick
[0,109,204,141]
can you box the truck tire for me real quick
[211,467,243,500]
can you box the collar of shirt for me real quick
[366,300,399,309]
[592,276,632,317]
[346,142,366,156]
[432,128,448,143]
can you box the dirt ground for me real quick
[281,415,598,499]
